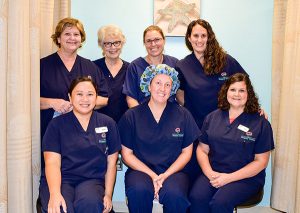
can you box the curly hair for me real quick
[218,73,260,113]
[185,19,227,75]
[51,17,86,48]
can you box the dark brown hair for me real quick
[143,25,165,43]
[68,76,97,95]
[185,19,226,75]
[51,17,86,48]
[218,73,260,113]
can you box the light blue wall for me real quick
[72,0,273,206]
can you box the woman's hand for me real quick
[48,193,67,213]
[103,194,112,213]
[210,173,232,188]
[153,173,167,198]
[51,99,73,114]
[259,108,268,120]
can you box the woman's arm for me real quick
[121,145,160,196]
[126,96,139,108]
[94,96,108,110]
[196,143,219,181]
[103,152,118,213]
[44,151,67,213]
[121,145,157,179]
[40,97,72,113]
[176,89,184,106]
[155,144,193,186]
[210,152,271,188]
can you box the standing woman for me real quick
[189,73,274,213]
[40,17,109,139]
[119,64,199,213]
[39,77,121,213]
[176,19,247,183]
[94,25,129,122]
[123,25,178,108]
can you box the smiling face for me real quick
[102,34,123,59]
[144,30,165,58]
[227,81,248,110]
[149,74,172,104]
[69,81,97,116]
[188,24,208,57]
[58,26,82,53]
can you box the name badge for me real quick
[95,126,108,133]
[238,124,249,133]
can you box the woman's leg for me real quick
[125,170,154,213]
[158,172,190,213]
[73,179,105,213]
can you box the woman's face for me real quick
[69,81,97,116]
[144,30,165,57]
[227,81,248,110]
[188,24,208,56]
[102,34,123,60]
[149,74,172,104]
[58,26,82,53]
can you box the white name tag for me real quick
[238,124,249,133]
[95,126,108,133]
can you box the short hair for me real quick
[185,19,227,75]
[97,25,126,55]
[143,25,165,43]
[218,73,260,113]
[68,76,97,96]
[51,17,86,48]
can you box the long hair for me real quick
[218,73,260,113]
[185,19,227,75]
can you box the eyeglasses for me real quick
[145,38,163,46]
[103,41,122,48]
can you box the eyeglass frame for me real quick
[103,40,122,48]
[144,37,163,46]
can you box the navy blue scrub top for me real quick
[93,57,129,122]
[40,111,121,185]
[123,55,178,104]
[40,52,109,138]
[199,109,274,185]
[118,102,200,174]
[176,53,246,128]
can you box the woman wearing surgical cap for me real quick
[118,64,199,213]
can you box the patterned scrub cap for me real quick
[140,64,180,97]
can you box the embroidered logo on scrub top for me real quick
[241,131,256,142]
[99,132,107,144]
[172,127,184,137]
[218,72,229,81]
[95,126,108,143]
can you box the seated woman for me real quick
[189,73,274,213]
[118,64,199,213]
[39,77,121,213]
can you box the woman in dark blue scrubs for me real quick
[40,17,109,139]
[123,25,178,108]
[39,77,121,213]
[176,19,247,184]
[189,73,274,213]
[94,25,129,122]
[119,64,199,213]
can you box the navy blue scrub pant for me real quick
[125,170,190,213]
[189,175,262,213]
[39,179,105,213]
